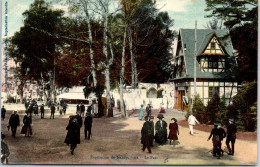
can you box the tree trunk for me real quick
[105,67,111,116]
[120,26,127,118]
[82,1,97,87]
[128,28,137,88]
[19,82,24,104]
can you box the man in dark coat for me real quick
[146,104,152,117]
[64,118,80,155]
[149,116,155,147]
[1,106,6,120]
[155,114,167,145]
[141,116,152,153]
[63,102,67,115]
[207,123,222,159]
[226,118,237,156]
[40,104,45,119]
[84,112,93,140]
[76,104,80,113]
[50,104,55,119]
[87,105,92,114]
[75,112,83,128]
[27,103,34,117]
[80,103,85,117]
[8,111,20,138]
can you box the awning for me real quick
[56,92,95,100]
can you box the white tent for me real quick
[56,92,96,100]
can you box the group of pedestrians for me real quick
[76,103,93,117]
[207,118,237,159]
[140,107,237,159]
[141,114,179,153]
[64,111,93,155]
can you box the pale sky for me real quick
[2,0,212,37]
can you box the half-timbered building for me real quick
[171,29,240,111]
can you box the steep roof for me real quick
[173,29,236,80]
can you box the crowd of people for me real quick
[1,101,238,162]
[139,105,237,159]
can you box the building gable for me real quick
[202,35,226,55]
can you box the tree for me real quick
[8,0,65,103]
[228,81,257,131]
[204,18,225,29]
[185,95,205,122]
[216,95,228,126]
[205,0,258,82]
[205,93,220,124]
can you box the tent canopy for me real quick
[56,92,95,100]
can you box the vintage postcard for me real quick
[1,0,257,165]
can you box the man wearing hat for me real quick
[155,114,167,145]
[207,122,222,159]
[50,104,55,119]
[141,116,152,153]
[146,104,152,117]
[1,106,6,121]
[148,116,155,147]
[8,111,20,138]
[226,118,237,155]
[84,112,93,140]
[40,104,45,119]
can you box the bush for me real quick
[205,93,220,124]
[185,95,205,122]
[216,95,228,126]
[228,81,257,131]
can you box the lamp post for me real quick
[190,20,197,114]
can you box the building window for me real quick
[211,42,215,49]
[209,86,219,98]
[200,57,225,72]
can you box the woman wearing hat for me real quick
[168,118,179,146]
[138,105,144,120]
[207,122,222,159]
[155,114,167,145]
[64,118,80,155]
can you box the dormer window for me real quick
[200,57,225,72]
[211,42,215,49]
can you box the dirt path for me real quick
[1,105,257,165]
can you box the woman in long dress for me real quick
[138,105,144,120]
[155,114,167,145]
[168,118,179,146]
[21,115,32,137]
[64,118,80,155]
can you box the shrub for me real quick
[216,95,228,126]
[228,81,257,131]
[185,95,205,122]
[205,93,220,124]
